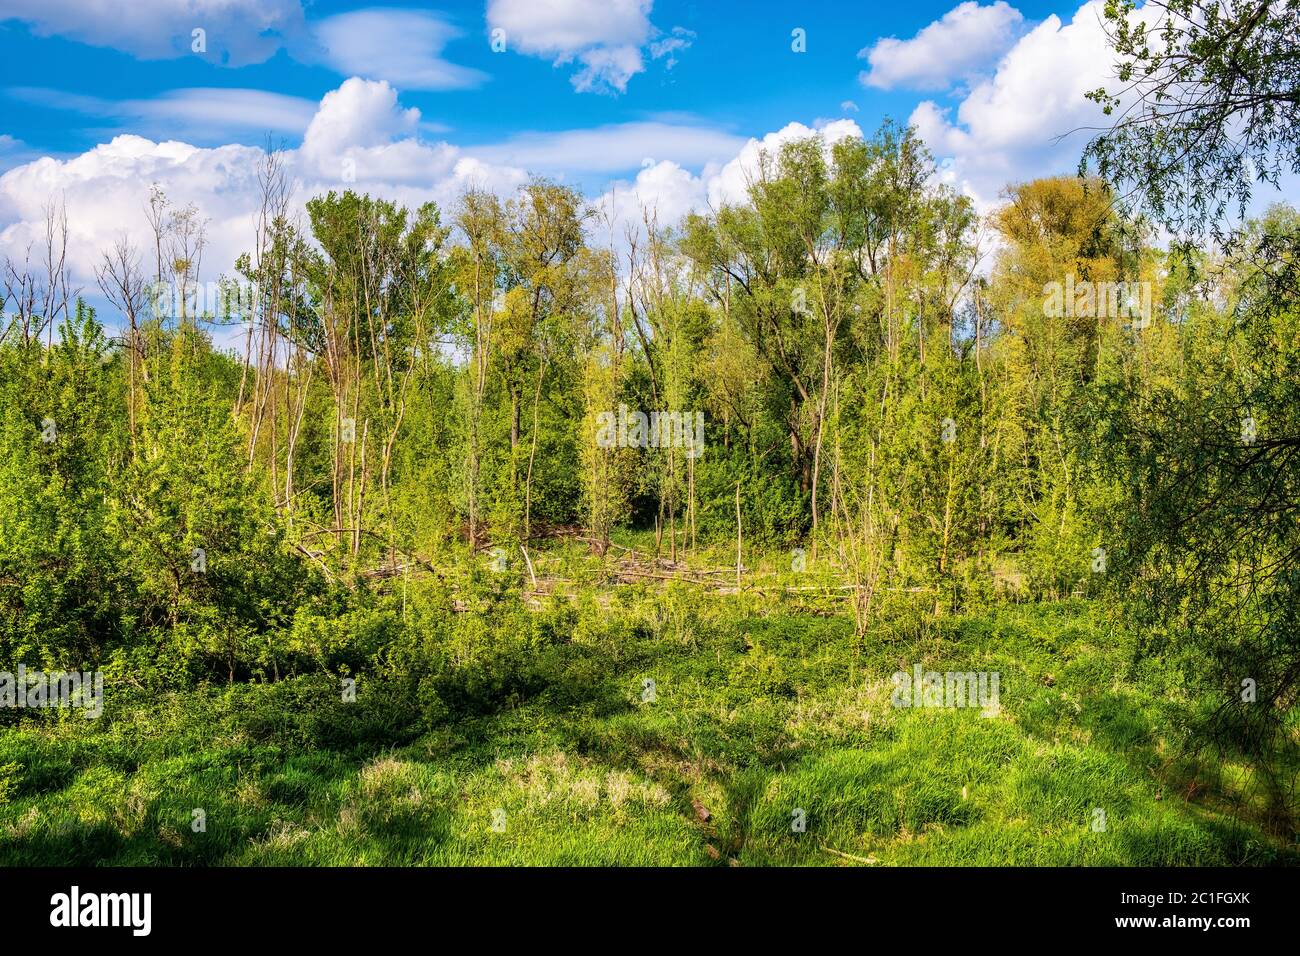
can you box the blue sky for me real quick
[3,0,1064,165]
[0,0,1294,322]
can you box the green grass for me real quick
[1,594,1294,866]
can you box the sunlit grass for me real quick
[0,596,1293,866]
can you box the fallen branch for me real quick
[819,844,879,865]
[292,543,335,583]
[520,543,538,589]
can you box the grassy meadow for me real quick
[3,538,1293,867]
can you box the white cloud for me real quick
[8,87,319,141]
[707,119,863,208]
[601,159,708,232]
[489,0,651,55]
[907,0,1146,210]
[860,1,1025,91]
[313,9,487,91]
[299,79,422,165]
[487,0,689,94]
[571,44,646,94]
[0,79,526,304]
[594,119,866,251]
[294,79,519,193]
[0,136,269,306]
[0,0,308,66]
[910,0,1300,221]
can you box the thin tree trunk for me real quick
[524,359,544,538]
[735,481,743,590]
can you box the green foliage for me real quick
[0,306,126,666]
[0,599,1290,866]
[1094,208,1300,780]
[1083,0,1300,245]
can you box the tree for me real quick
[1082,0,1300,807]
[295,191,455,558]
[1083,0,1300,245]
[0,305,125,667]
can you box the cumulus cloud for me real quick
[0,0,309,66]
[906,0,1145,210]
[298,79,422,168]
[708,119,863,208]
[0,79,525,301]
[487,0,689,94]
[312,9,487,91]
[595,119,865,247]
[907,0,1298,221]
[0,136,269,306]
[599,160,708,238]
[859,1,1025,91]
